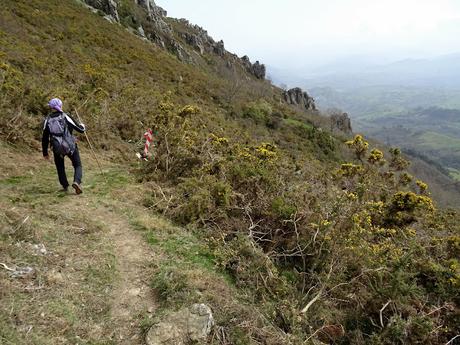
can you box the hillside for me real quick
[1,1,460,344]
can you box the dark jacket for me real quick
[42,112,85,156]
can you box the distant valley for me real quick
[269,54,460,182]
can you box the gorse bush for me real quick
[174,176,232,224]
[139,97,459,343]
[384,191,434,226]
[242,99,273,124]
[346,133,369,161]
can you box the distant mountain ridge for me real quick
[269,53,460,89]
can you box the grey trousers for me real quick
[53,145,83,188]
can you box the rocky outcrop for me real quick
[149,32,166,49]
[150,13,172,34]
[146,304,214,345]
[241,56,266,79]
[136,0,155,13]
[167,39,192,63]
[138,25,146,38]
[283,87,316,111]
[84,0,119,21]
[177,21,225,57]
[136,0,167,17]
[81,0,266,78]
[214,40,225,57]
[330,112,352,133]
[183,32,205,54]
[252,61,266,79]
[84,0,171,34]
[135,0,172,35]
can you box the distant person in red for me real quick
[42,98,86,194]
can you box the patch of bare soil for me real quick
[107,211,156,344]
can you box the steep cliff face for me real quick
[283,87,316,111]
[82,0,266,79]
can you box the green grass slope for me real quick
[1,1,460,344]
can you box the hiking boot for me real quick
[72,182,83,195]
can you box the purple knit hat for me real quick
[48,98,63,112]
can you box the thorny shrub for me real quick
[140,99,460,344]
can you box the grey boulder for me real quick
[146,304,214,345]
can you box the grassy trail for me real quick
[0,143,160,345]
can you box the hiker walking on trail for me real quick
[42,98,86,194]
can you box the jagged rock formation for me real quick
[330,112,352,133]
[174,21,266,79]
[241,56,266,79]
[84,0,119,21]
[81,0,267,79]
[182,32,205,54]
[176,20,227,58]
[252,61,266,79]
[214,40,225,57]
[283,87,316,111]
[167,40,191,62]
[82,0,170,34]
[136,0,157,13]
[136,0,172,35]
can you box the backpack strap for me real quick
[43,116,50,131]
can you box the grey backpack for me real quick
[47,113,76,156]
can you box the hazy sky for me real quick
[156,0,460,70]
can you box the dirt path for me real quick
[0,147,158,344]
[67,177,158,344]
[107,210,156,344]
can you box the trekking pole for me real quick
[74,109,107,182]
